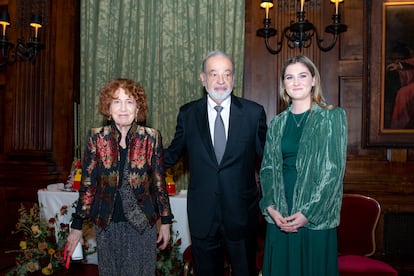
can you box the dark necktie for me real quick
[214,105,226,164]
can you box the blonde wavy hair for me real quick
[279,55,332,110]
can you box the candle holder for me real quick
[256,0,347,55]
[0,11,45,67]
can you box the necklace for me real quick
[291,112,307,127]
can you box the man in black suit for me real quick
[165,50,267,276]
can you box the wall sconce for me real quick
[256,0,347,54]
[0,11,44,67]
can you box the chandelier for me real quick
[256,0,347,54]
[0,11,44,67]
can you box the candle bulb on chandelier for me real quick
[0,21,8,37]
[31,24,40,39]
[260,0,274,19]
[330,0,343,15]
[257,0,347,54]
[0,12,45,66]
[29,14,43,40]
[0,11,10,37]
[300,0,305,12]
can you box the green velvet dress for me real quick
[262,111,339,276]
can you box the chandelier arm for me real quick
[257,4,347,55]
[313,28,339,52]
[314,14,347,52]
[284,28,296,49]
[264,31,285,55]
[0,41,16,67]
[0,47,7,66]
[16,38,30,60]
[0,38,43,66]
[13,38,43,62]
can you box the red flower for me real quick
[60,205,68,215]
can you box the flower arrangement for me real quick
[156,225,184,276]
[6,203,95,276]
[6,203,184,275]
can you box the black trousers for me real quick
[190,216,258,276]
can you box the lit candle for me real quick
[300,0,305,12]
[0,11,11,37]
[335,0,339,14]
[0,22,9,37]
[260,1,274,20]
[29,14,43,40]
[30,23,41,39]
[330,0,343,15]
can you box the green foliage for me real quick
[6,203,95,276]
[156,225,184,276]
[6,204,184,275]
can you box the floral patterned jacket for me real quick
[71,122,173,230]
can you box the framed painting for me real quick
[366,0,414,147]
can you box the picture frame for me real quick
[366,0,414,147]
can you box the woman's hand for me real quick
[267,206,308,233]
[157,224,171,250]
[65,229,84,260]
[267,206,288,228]
[279,212,308,233]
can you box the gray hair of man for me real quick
[201,50,235,75]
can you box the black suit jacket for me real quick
[165,94,267,240]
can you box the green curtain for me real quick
[79,0,245,190]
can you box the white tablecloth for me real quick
[38,185,191,257]
[169,192,191,253]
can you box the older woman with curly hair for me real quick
[65,78,173,276]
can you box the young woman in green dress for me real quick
[259,55,348,276]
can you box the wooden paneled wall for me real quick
[0,0,412,271]
[0,0,79,250]
[245,0,414,262]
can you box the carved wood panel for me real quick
[0,0,78,253]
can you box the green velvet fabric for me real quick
[260,103,348,230]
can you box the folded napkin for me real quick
[47,183,64,191]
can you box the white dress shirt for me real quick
[207,96,231,146]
